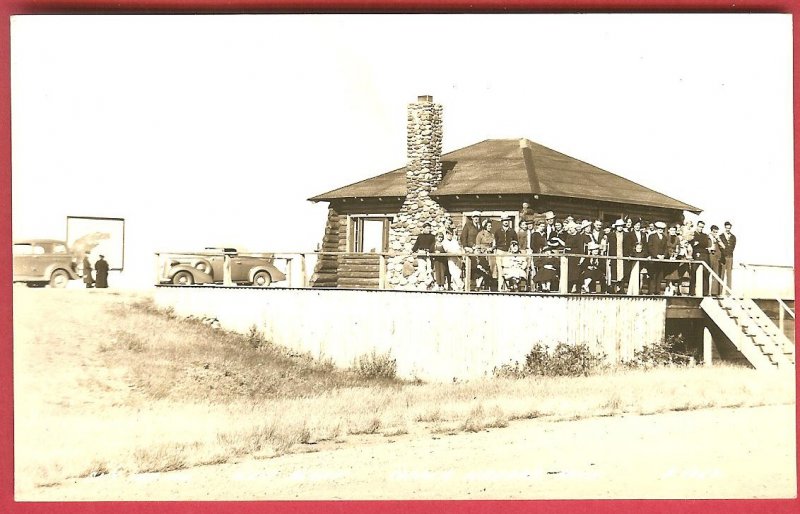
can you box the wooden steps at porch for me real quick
[701,296,795,372]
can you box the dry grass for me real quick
[12,288,796,494]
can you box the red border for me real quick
[1,2,798,513]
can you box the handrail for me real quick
[740,262,795,270]
[738,263,795,333]
[700,260,793,363]
[157,250,696,262]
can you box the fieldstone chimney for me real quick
[386,95,448,289]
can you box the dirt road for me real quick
[27,404,796,501]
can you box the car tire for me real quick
[172,270,194,286]
[49,270,70,288]
[252,271,272,287]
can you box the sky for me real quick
[10,14,794,286]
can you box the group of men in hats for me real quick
[450,206,738,295]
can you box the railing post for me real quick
[464,255,471,292]
[299,254,308,288]
[223,255,233,286]
[628,260,640,296]
[779,304,785,333]
[703,327,713,367]
[695,264,704,297]
[497,253,505,292]
[559,255,568,294]
[378,254,387,290]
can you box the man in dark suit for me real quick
[494,216,517,252]
[690,220,711,296]
[460,211,482,250]
[544,211,557,240]
[647,221,669,295]
[607,219,634,293]
[719,221,737,289]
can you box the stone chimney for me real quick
[406,95,444,193]
[386,95,448,290]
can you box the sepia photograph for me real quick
[7,12,797,506]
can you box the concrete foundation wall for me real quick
[153,287,667,381]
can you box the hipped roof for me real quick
[308,138,701,213]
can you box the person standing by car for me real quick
[82,253,94,288]
[95,254,109,289]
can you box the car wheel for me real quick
[49,270,70,288]
[252,271,272,287]
[172,270,194,285]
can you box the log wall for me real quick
[309,206,347,287]
[154,287,667,381]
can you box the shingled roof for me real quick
[309,138,701,213]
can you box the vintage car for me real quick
[161,247,286,286]
[13,239,80,288]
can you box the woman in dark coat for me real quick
[94,255,109,289]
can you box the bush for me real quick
[626,334,693,369]
[354,349,397,379]
[494,343,606,378]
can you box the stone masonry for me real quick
[386,96,448,290]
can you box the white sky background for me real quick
[11,14,794,286]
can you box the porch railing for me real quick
[154,250,721,296]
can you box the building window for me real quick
[350,216,390,253]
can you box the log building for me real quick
[308,95,700,290]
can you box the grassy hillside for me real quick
[12,287,795,493]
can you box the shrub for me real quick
[494,343,606,378]
[626,334,693,369]
[354,349,397,379]
[247,324,266,349]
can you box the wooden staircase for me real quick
[701,296,795,372]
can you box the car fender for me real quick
[248,264,286,283]
[168,264,214,284]
[44,263,79,281]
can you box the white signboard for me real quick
[65,216,125,271]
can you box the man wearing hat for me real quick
[94,254,109,289]
[606,219,633,293]
[494,215,517,252]
[544,211,557,240]
[460,211,482,250]
[647,221,669,295]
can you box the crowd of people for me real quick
[411,205,737,296]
